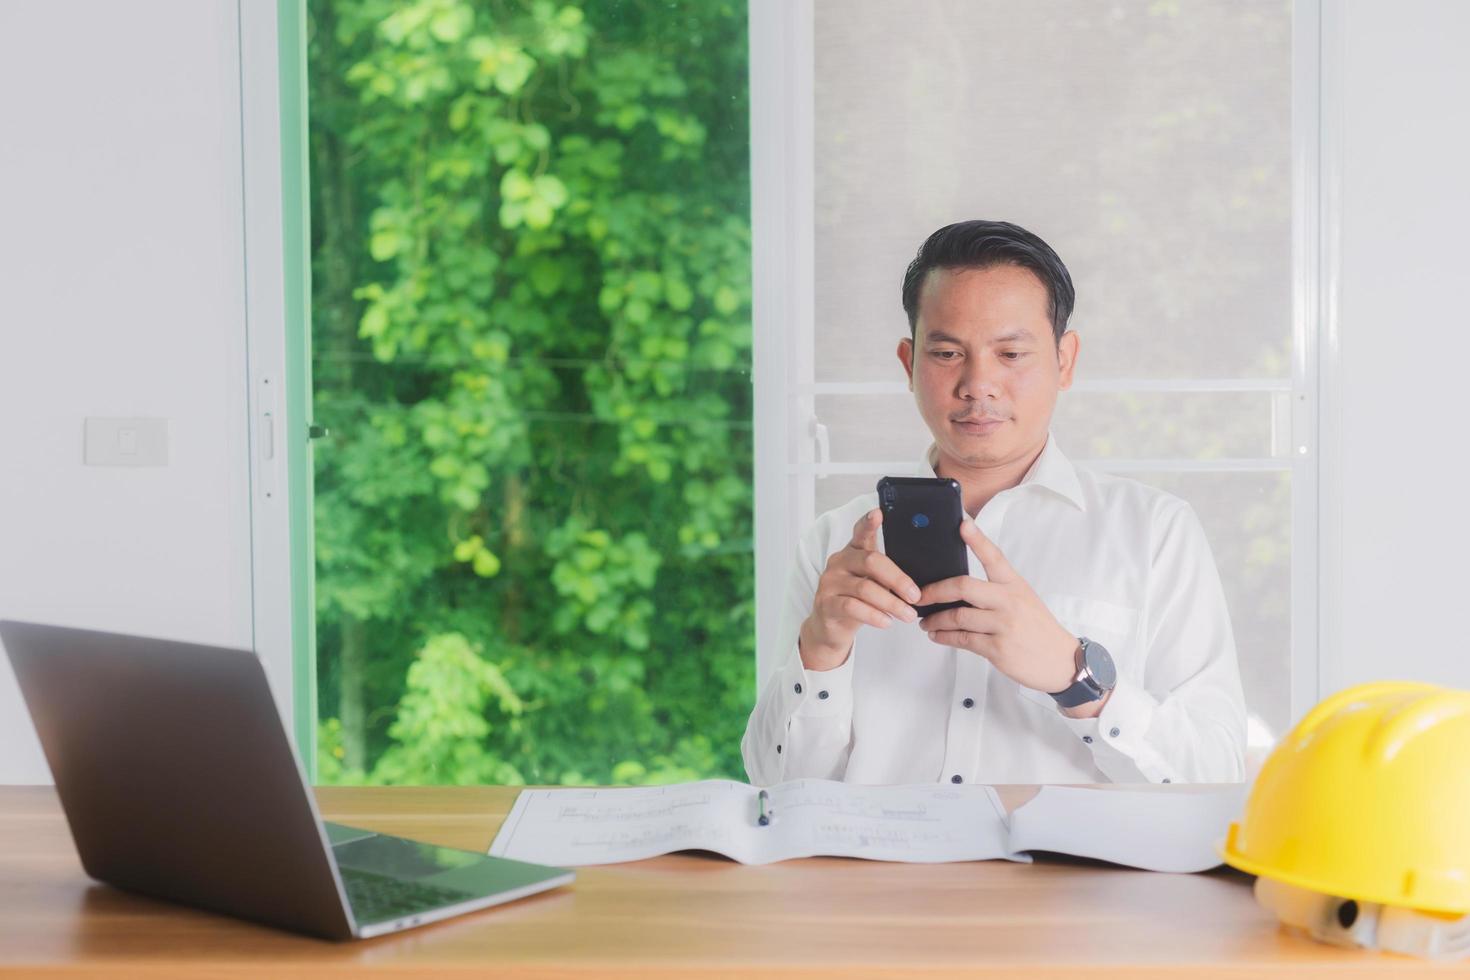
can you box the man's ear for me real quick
[1057,330,1080,391]
[897,335,916,391]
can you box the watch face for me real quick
[1083,640,1117,690]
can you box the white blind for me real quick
[789,0,1298,742]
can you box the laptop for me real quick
[0,620,573,940]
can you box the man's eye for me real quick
[1001,351,1026,361]
[930,350,960,360]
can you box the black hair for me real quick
[901,220,1075,344]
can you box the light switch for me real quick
[84,418,168,467]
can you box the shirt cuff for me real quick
[746,641,857,784]
[1055,678,1173,782]
[775,640,855,720]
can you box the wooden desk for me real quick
[0,785,1442,976]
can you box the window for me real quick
[304,0,754,785]
[259,0,1315,783]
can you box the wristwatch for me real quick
[1048,636,1117,708]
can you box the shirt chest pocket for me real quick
[1016,593,1141,711]
[1044,593,1139,648]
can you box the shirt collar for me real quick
[921,432,1087,512]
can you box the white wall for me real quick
[1328,0,1470,694]
[0,1,254,783]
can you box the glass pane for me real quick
[812,0,1292,382]
[306,0,753,786]
[1143,471,1291,745]
[800,0,1296,756]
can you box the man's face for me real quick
[897,264,1078,472]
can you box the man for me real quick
[742,220,1246,785]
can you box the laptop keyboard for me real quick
[340,866,474,925]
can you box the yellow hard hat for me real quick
[1223,680,1470,916]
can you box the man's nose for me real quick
[955,356,1001,400]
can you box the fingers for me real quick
[926,629,993,654]
[918,575,1003,609]
[960,519,1015,583]
[810,508,925,649]
[844,508,925,604]
[817,571,920,633]
[844,575,919,624]
[850,549,921,604]
[850,508,882,551]
[819,593,890,632]
[919,606,999,635]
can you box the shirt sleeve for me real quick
[1055,501,1248,784]
[741,519,856,786]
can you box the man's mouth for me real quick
[952,415,1007,433]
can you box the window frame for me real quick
[240,0,316,773]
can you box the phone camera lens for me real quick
[911,513,929,529]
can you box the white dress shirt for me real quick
[742,435,1247,786]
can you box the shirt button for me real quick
[1082,735,1093,744]
[1163,778,1172,784]
[1109,726,1121,738]
[818,690,829,700]
[776,744,782,754]
[951,774,963,784]
[962,697,975,709]
[794,683,802,694]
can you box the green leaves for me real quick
[311,0,755,788]
[713,285,740,316]
[499,170,570,229]
[548,519,661,650]
[500,168,534,201]
[452,534,502,578]
[378,1,468,46]
[428,3,472,43]
[535,2,589,58]
[467,35,537,94]
[368,207,411,262]
[369,633,526,785]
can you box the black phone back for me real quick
[877,476,969,617]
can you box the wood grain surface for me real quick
[0,785,1446,977]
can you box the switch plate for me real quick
[84,417,168,467]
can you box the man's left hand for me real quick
[917,520,1088,707]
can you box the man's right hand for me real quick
[797,508,922,671]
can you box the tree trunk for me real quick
[339,613,368,773]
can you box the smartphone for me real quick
[876,476,970,617]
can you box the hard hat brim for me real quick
[1222,823,1470,918]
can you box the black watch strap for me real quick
[1050,675,1102,708]
[1049,638,1105,708]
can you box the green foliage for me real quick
[307,0,754,785]
[547,519,660,649]
[370,633,527,785]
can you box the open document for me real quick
[488,779,1246,872]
